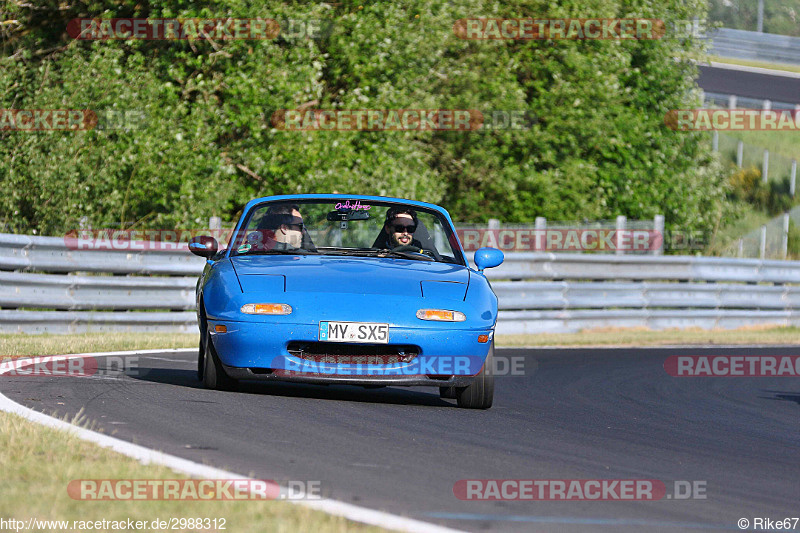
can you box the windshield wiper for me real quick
[314,247,434,261]
[236,248,318,256]
[376,249,434,261]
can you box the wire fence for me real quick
[719,205,800,259]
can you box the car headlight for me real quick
[241,303,292,315]
[416,309,466,322]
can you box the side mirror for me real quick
[474,247,504,272]
[189,236,218,258]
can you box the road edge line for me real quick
[0,351,465,533]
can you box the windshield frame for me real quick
[227,197,466,266]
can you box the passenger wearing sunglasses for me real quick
[372,207,424,250]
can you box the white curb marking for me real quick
[0,350,464,533]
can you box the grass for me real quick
[706,204,774,257]
[0,334,385,533]
[703,54,800,75]
[496,325,800,347]
[0,411,383,533]
[0,332,198,357]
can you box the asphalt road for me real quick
[697,64,800,104]
[2,346,798,532]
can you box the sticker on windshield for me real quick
[237,243,252,253]
[335,200,371,210]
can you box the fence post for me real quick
[209,217,221,230]
[616,215,626,255]
[762,99,771,111]
[534,217,546,252]
[762,149,769,183]
[791,159,797,197]
[711,130,718,152]
[654,214,664,255]
[782,213,790,259]
[738,238,744,258]
[737,141,743,167]
[760,224,767,259]
[488,218,500,230]
[728,95,737,109]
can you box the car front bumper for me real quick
[208,319,493,386]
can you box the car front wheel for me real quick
[455,341,494,409]
[202,327,239,391]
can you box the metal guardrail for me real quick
[478,252,800,284]
[3,233,800,334]
[0,234,201,275]
[708,28,800,66]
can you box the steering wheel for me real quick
[391,245,440,261]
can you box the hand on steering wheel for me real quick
[391,244,422,253]
[391,245,440,260]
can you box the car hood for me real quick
[231,255,469,299]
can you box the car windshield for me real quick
[230,199,464,265]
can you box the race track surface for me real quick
[2,346,798,532]
[698,64,800,104]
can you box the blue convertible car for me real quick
[189,195,504,408]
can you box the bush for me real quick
[0,0,727,236]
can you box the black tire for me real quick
[197,337,205,381]
[197,302,207,381]
[202,328,239,391]
[456,341,494,409]
[439,386,457,399]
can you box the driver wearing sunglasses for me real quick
[248,204,305,251]
[374,207,423,250]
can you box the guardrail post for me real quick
[783,213,790,259]
[534,217,546,252]
[791,159,797,197]
[738,238,744,258]
[760,224,767,259]
[736,141,743,168]
[762,149,769,183]
[654,214,664,255]
[209,217,221,230]
[728,95,737,109]
[762,99,771,111]
[488,218,500,230]
[616,215,626,255]
[711,130,718,152]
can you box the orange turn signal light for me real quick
[478,334,489,343]
[215,325,227,333]
[416,309,466,322]
[241,303,292,315]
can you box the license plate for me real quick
[318,321,389,344]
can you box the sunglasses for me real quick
[285,222,304,231]
[392,224,416,234]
